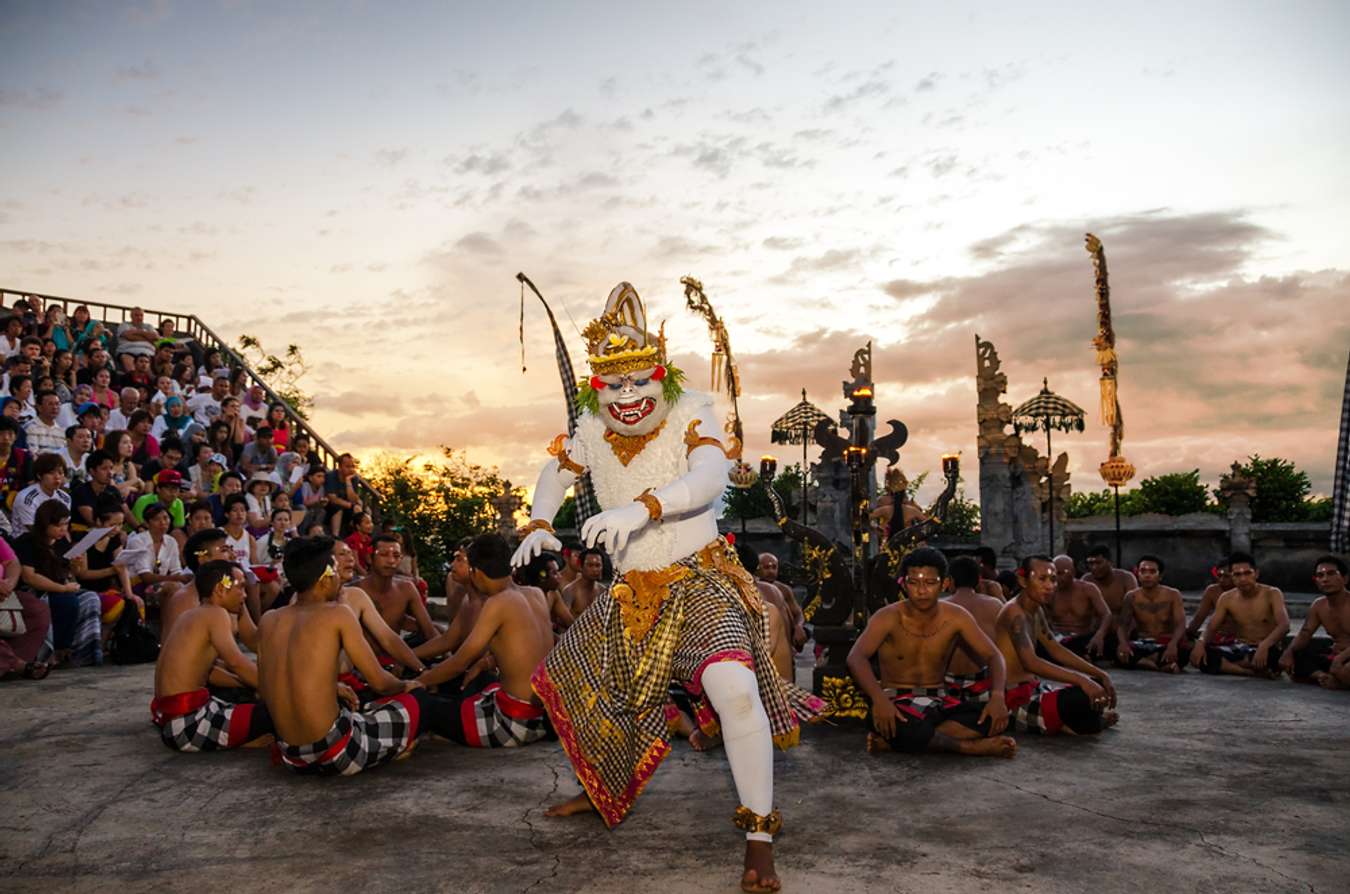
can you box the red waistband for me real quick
[492,685,545,721]
[150,688,211,725]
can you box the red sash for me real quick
[151,688,211,726]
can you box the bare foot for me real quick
[670,710,695,739]
[742,840,780,893]
[956,735,1018,758]
[689,729,722,752]
[544,793,595,818]
[865,732,891,754]
[1313,671,1345,690]
[1102,710,1120,729]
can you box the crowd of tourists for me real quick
[0,294,394,680]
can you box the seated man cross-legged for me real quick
[151,561,274,751]
[1279,555,1350,689]
[942,555,1006,702]
[416,534,554,748]
[996,555,1119,736]
[1189,551,1290,677]
[847,547,1014,758]
[1115,555,1190,673]
[258,536,453,776]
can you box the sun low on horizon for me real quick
[3,1,1347,504]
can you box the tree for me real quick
[937,488,981,542]
[363,449,522,583]
[552,494,577,530]
[1134,470,1212,516]
[1215,455,1312,522]
[237,334,315,419]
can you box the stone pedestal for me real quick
[1219,464,1257,555]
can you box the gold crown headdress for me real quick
[583,282,667,377]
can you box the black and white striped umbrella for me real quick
[1013,378,1087,436]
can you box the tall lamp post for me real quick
[1099,455,1135,566]
[1013,379,1086,554]
[771,389,830,526]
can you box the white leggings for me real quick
[700,661,774,842]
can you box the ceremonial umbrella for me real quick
[1013,379,1086,552]
[1332,351,1350,553]
[771,389,831,525]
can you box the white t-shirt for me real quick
[187,393,222,426]
[10,484,72,534]
[224,528,253,568]
[125,530,183,577]
[115,322,156,357]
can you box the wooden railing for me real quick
[0,287,381,515]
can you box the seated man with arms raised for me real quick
[995,555,1118,735]
[415,534,553,747]
[1115,555,1189,672]
[151,561,274,751]
[259,537,440,775]
[942,555,1006,701]
[1048,554,1114,659]
[1189,551,1289,677]
[1279,555,1350,689]
[847,547,1013,758]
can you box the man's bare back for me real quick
[420,581,553,702]
[1083,566,1137,616]
[156,600,256,698]
[945,588,1003,677]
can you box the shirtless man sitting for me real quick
[150,561,274,751]
[1188,551,1289,677]
[259,536,449,775]
[415,533,554,748]
[847,547,1014,758]
[757,552,807,650]
[412,543,492,696]
[354,533,440,649]
[560,546,606,618]
[1048,555,1114,659]
[995,555,1118,736]
[1080,545,1137,658]
[516,551,576,632]
[1279,555,1350,689]
[1186,557,1237,642]
[974,546,1006,601]
[330,539,426,696]
[1115,555,1189,673]
[159,528,259,693]
[942,556,1006,701]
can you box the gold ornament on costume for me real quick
[611,564,690,642]
[516,518,555,539]
[633,488,663,522]
[584,282,668,377]
[733,806,783,836]
[603,420,667,465]
[819,675,869,720]
[547,434,586,476]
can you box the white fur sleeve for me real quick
[528,436,580,523]
[650,402,731,517]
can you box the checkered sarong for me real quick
[1004,680,1098,735]
[449,682,549,748]
[534,537,825,828]
[1332,351,1350,553]
[151,689,270,752]
[944,666,992,703]
[277,694,421,776]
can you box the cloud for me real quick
[115,60,160,81]
[0,87,62,110]
[915,72,942,91]
[454,232,503,255]
[823,79,888,113]
[374,147,408,166]
[329,390,406,417]
[453,151,512,175]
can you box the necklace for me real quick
[604,420,667,466]
[897,606,945,639]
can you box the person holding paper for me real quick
[72,497,144,628]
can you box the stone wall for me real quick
[1065,514,1332,591]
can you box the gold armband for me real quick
[634,488,663,522]
[547,434,586,476]
[516,518,555,538]
[733,806,782,836]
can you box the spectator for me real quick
[206,420,238,467]
[114,307,158,373]
[1,397,29,452]
[148,374,176,414]
[127,409,161,466]
[76,343,113,386]
[239,426,278,478]
[119,354,154,393]
[220,493,255,569]
[183,499,214,539]
[186,444,221,497]
[150,395,192,441]
[243,472,276,535]
[188,374,228,426]
[344,511,375,574]
[71,451,119,532]
[325,452,363,536]
[107,387,139,431]
[73,498,141,625]
[50,350,76,401]
[11,453,70,535]
[39,305,75,352]
[228,367,248,400]
[19,336,44,370]
[265,403,291,450]
[8,374,34,423]
[24,390,65,455]
[57,425,94,485]
[289,432,321,472]
[141,437,189,485]
[253,505,292,573]
[208,471,244,525]
[0,416,33,516]
[1,316,23,358]
[102,429,144,501]
[132,470,187,531]
[89,367,117,409]
[172,360,197,397]
[72,307,111,352]
[218,396,249,451]
[296,464,328,533]
[240,382,267,428]
[15,501,102,667]
[125,502,191,607]
[0,533,51,681]
[151,339,177,379]
[74,400,105,441]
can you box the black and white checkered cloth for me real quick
[277,695,419,776]
[157,696,257,752]
[450,682,549,748]
[1006,680,1073,734]
[539,288,599,525]
[944,666,992,703]
[1332,351,1350,553]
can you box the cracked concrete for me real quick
[1,664,1346,893]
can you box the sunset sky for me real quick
[3,2,1348,504]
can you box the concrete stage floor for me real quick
[1,663,1345,894]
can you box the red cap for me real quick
[156,469,183,486]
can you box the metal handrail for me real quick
[0,286,381,515]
